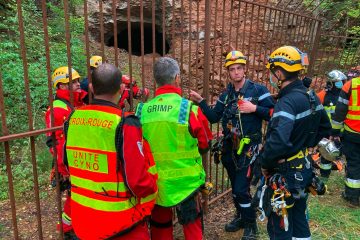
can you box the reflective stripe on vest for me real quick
[53,99,69,110]
[139,94,205,207]
[344,78,360,134]
[66,105,156,237]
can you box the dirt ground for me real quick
[0,188,265,240]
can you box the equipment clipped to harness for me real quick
[237,137,251,155]
[258,174,293,231]
[211,136,224,164]
[318,138,341,161]
[201,182,214,196]
[307,175,327,196]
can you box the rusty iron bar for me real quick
[299,17,309,52]
[307,20,317,53]
[308,21,322,77]
[127,0,134,111]
[221,165,225,193]
[162,0,166,56]
[251,0,320,21]
[40,1,63,238]
[0,127,62,143]
[256,6,268,82]
[203,0,211,102]
[246,3,255,75]
[219,0,226,85]
[194,0,200,90]
[202,0,212,210]
[63,0,74,104]
[140,0,145,92]
[152,0,156,96]
[171,0,176,58]
[112,0,119,67]
[188,0,193,92]
[251,5,261,80]
[267,8,280,93]
[208,188,232,205]
[262,7,274,90]
[0,70,18,239]
[241,2,248,52]
[294,16,304,48]
[235,1,242,49]
[210,0,219,102]
[289,14,299,46]
[99,0,105,61]
[227,0,234,52]
[180,0,184,91]
[16,0,43,238]
[300,18,312,52]
[84,0,92,103]
[279,10,290,46]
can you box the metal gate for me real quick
[0,0,357,239]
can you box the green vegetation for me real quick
[0,0,85,201]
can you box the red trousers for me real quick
[57,194,73,233]
[150,205,203,240]
[113,222,150,240]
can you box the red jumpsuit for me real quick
[45,89,87,234]
[150,85,212,240]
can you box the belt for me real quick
[277,149,308,171]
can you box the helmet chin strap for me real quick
[270,67,294,89]
[270,69,283,89]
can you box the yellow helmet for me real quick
[224,50,247,68]
[266,46,309,72]
[52,66,80,88]
[90,55,103,68]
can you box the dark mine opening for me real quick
[106,22,170,56]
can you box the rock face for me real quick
[87,0,173,55]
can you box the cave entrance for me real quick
[106,21,170,56]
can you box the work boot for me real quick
[341,192,360,207]
[224,215,245,232]
[241,222,258,240]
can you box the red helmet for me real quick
[121,75,135,85]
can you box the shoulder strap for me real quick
[291,89,316,113]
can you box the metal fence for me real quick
[0,0,358,239]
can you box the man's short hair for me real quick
[153,57,180,86]
[91,63,122,95]
[274,66,300,81]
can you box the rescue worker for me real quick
[260,46,331,239]
[119,74,150,109]
[136,57,212,240]
[190,50,274,239]
[45,66,87,239]
[331,75,360,207]
[80,55,102,104]
[64,63,158,239]
[316,70,347,178]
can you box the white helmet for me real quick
[327,70,347,82]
